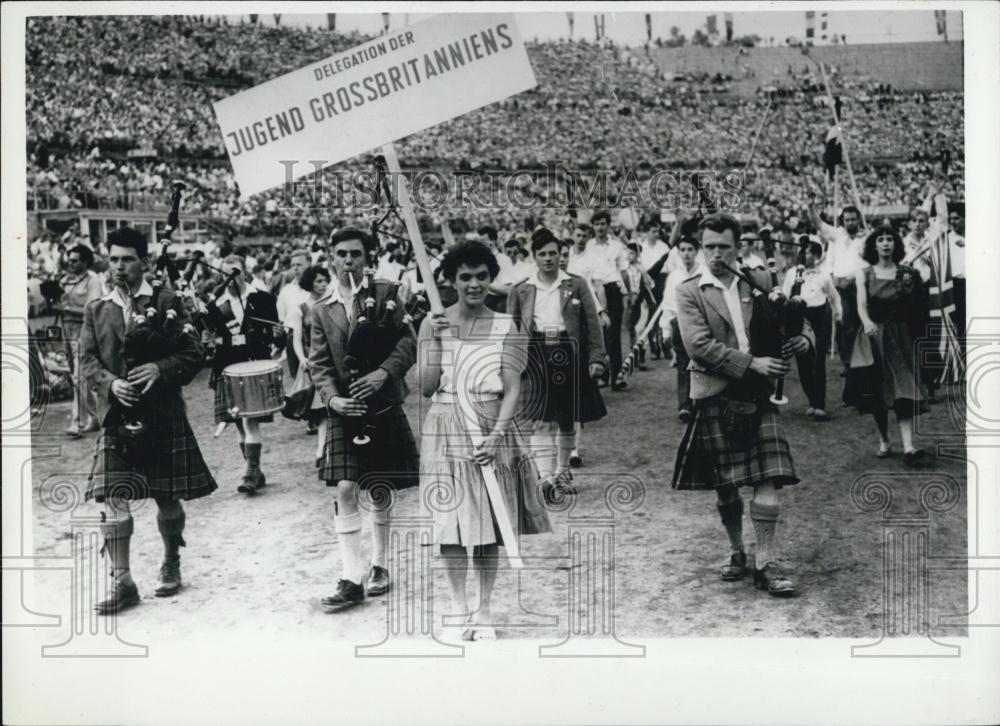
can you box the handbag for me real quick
[281,366,315,421]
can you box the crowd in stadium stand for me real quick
[26,15,965,310]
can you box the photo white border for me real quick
[3,2,999,724]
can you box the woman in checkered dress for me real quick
[417,240,551,641]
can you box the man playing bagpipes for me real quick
[203,254,284,495]
[309,227,420,613]
[80,227,216,614]
[508,228,608,503]
[671,214,814,597]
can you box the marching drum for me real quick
[221,360,284,418]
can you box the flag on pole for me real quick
[927,230,962,381]
[935,10,947,37]
[805,11,816,43]
[594,14,600,40]
[327,13,336,30]
[707,14,718,36]
[567,11,574,37]
[646,13,652,42]
[823,124,843,181]
[724,13,734,42]
[382,12,390,33]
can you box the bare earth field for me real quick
[23,352,968,646]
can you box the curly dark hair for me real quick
[439,240,500,281]
[862,226,904,265]
[299,264,331,293]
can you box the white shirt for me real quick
[699,269,750,354]
[584,236,628,287]
[375,256,404,281]
[903,232,933,282]
[511,258,536,285]
[566,246,592,279]
[102,279,154,329]
[781,265,842,315]
[639,240,670,274]
[950,232,965,279]
[527,269,571,332]
[660,263,702,332]
[819,224,867,280]
[276,281,311,327]
[218,277,268,329]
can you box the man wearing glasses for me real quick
[57,244,107,437]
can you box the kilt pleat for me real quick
[86,412,217,503]
[318,404,419,489]
[672,396,799,491]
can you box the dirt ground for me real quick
[24,350,968,644]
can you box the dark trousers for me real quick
[952,277,966,367]
[834,277,858,368]
[795,304,832,410]
[286,331,299,378]
[670,318,691,411]
[603,283,624,379]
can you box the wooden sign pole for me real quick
[381,143,524,568]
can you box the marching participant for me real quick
[205,255,282,495]
[275,250,311,378]
[310,228,420,613]
[672,214,813,597]
[287,264,333,450]
[80,227,216,614]
[56,244,106,437]
[844,225,928,464]
[560,238,607,468]
[808,200,867,368]
[584,210,632,391]
[418,239,550,640]
[782,236,842,420]
[508,228,607,503]
[659,235,703,421]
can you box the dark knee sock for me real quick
[716,495,745,554]
[156,502,186,560]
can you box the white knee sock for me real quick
[334,511,364,583]
[371,506,389,570]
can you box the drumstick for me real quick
[213,421,228,438]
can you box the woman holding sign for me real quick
[418,240,551,641]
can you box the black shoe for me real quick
[237,476,257,494]
[752,562,797,596]
[637,364,650,372]
[321,579,365,613]
[95,577,140,615]
[365,565,390,597]
[569,450,583,468]
[678,409,691,423]
[903,448,926,466]
[720,551,748,581]
[612,378,628,391]
[153,558,182,597]
[306,422,318,436]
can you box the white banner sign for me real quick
[213,13,537,198]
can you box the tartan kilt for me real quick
[213,381,274,424]
[86,411,217,503]
[319,403,419,490]
[671,395,799,491]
